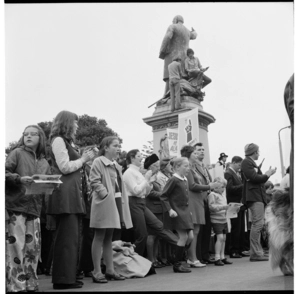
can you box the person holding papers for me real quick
[5,125,51,292]
[208,177,233,266]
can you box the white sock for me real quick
[215,254,221,260]
[220,254,225,260]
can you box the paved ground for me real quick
[38,256,293,292]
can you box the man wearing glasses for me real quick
[241,144,276,262]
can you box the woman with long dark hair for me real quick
[46,110,96,290]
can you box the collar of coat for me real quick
[246,156,258,168]
[173,173,187,181]
[20,145,45,160]
[100,155,115,167]
[228,167,242,182]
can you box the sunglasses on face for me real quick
[23,132,39,137]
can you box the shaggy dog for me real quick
[265,189,293,275]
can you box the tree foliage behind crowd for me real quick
[5,114,122,156]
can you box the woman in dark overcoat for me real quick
[181,145,220,268]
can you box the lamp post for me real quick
[278,126,291,178]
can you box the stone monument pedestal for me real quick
[143,96,215,165]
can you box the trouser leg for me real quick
[202,74,212,89]
[40,223,48,272]
[239,210,246,252]
[24,217,41,291]
[196,224,204,260]
[144,207,178,246]
[248,202,265,258]
[6,212,27,292]
[164,79,170,96]
[52,214,79,284]
[174,80,181,109]
[46,230,55,273]
[201,206,212,260]
[169,80,175,111]
[77,216,83,274]
[79,218,94,273]
[128,197,148,256]
[230,212,242,254]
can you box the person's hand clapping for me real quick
[149,174,157,183]
[20,176,34,185]
[265,166,277,177]
[169,209,178,218]
[81,150,95,163]
[144,170,153,181]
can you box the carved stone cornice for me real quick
[143,106,215,132]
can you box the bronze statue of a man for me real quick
[159,15,197,95]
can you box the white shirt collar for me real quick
[129,164,141,171]
[174,173,187,181]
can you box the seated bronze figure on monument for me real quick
[148,15,211,109]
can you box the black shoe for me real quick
[250,256,269,262]
[222,258,233,265]
[84,271,93,278]
[173,262,191,273]
[200,259,208,264]
[152,261,163,268]
[202,259,215,264]
[76,280,84,285]
[230,253,242,258]
[157,261,166,267]
[157,257,168,266]
[240,251,250,257]
[53,282,83,290]
[76,271,84,280]
[214,259,224,266]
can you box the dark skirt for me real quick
[163,208,193,231]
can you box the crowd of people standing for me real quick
[6,109,288,292]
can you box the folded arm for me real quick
[52,137,83,175]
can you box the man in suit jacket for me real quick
[194,143,215,264]
[225,156,248,258]
[241,144,276,262]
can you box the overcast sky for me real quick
[5,2,293,184]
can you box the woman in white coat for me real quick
[89,136,132,283]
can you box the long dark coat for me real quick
[160,176,193,231]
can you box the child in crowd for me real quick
[208,177,233,266]
[264,181,274,204]
[90,136,132,283]
[160,157,194,273]
[5,125,52,292]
